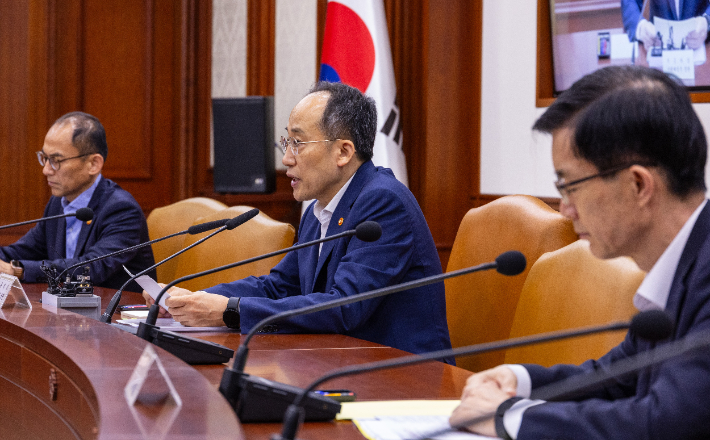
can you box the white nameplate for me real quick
[662,49,695,80]
[0,273,32,310]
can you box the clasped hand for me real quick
[449,365,518,437]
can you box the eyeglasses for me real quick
[554,163,644,203]
[36,151,91,171]
[279,136,340,156]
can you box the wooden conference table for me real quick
[0,284,473,439]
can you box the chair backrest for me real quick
[172,206,296,291]
[503,240,645,367]
[445,195,577,373]
[147,197,228,283]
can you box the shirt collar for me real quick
[62,174,102,213]
[634,199,707,311]
[313,174,356,226]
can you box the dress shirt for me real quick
[312,174,355,255]
[62,174,102,259]
[502,199,707,439]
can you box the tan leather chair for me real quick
[503,240,645,367]
[171,206,295,291]
[147,197,228,283]
[445,195,578,373]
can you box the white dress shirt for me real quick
[312,174,355,255]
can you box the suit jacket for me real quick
[0,178,155,292]
[205,161,454,361]
[518,201,710,439]
[622,0,710,40]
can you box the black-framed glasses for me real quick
[36,151,91,171]
[554,163,646,203]
[279,136,341,156]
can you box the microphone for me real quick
[134,221,383,364]
[139,220,384,329]
[218,250,527,423]
[272,310,673,440]
[52,217,235,289]
[100,209,260,323]
[105,209,260,365]
[0,207,94,230]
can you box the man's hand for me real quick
[141,283,172,318]
[686,16,709,50]
[637,19,659,48]
[449,365,518,436]
[0,260,14,276]
[166,287,229,327]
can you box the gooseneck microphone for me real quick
[219,250,526,423]
[139,220,384,333]
[100,209,260,324]
[54,217,234,286]
[0,207,94,230]
[108,209,260,365]
[273,310,674,440]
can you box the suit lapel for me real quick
[665,201,710,332]
[311,161,376,291]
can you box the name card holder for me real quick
[0,273,32,310]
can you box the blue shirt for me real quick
[61,175,102,259]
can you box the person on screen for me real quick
[449,66,710,439]
[142,82,454,362]
[622,0,710,49]
[0,112,155,291]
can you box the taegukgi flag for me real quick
[319,0,408,186]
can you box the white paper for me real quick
[353,415,494,440]
[116,317,232,333]
[651,17,707,65]
[124,266,169,310]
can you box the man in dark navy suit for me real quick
[450,66,710,439]
[0,112,154,291]
[146,82,453,361]
[622,0,710,48]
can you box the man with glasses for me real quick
[450,66,710,438]
[0,112,155,291]
[145,82,454,361]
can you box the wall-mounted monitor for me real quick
[550,0,710,95]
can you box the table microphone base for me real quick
[225,372,341,423]
[41,291,101,320]
[136,322,234,365]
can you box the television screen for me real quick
[550,0,710,94]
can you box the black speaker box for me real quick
[213,96,275,193]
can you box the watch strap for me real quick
[495,396,524,440]
[223,296,241,329]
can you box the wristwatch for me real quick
[10,260,24,280]
[223,296,241,329]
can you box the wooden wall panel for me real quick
[2,0,491,271]
[0,0,209,248]
[0,1,53,244]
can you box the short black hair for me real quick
[308,81,377,162]
[53,111,108,160]
[534,66,706,197]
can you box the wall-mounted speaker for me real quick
[212,96,275,193]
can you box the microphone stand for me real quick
[220,251,525,423]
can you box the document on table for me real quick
[116,317,232,333]
[352,415,495,440]
[339,401,495,440]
